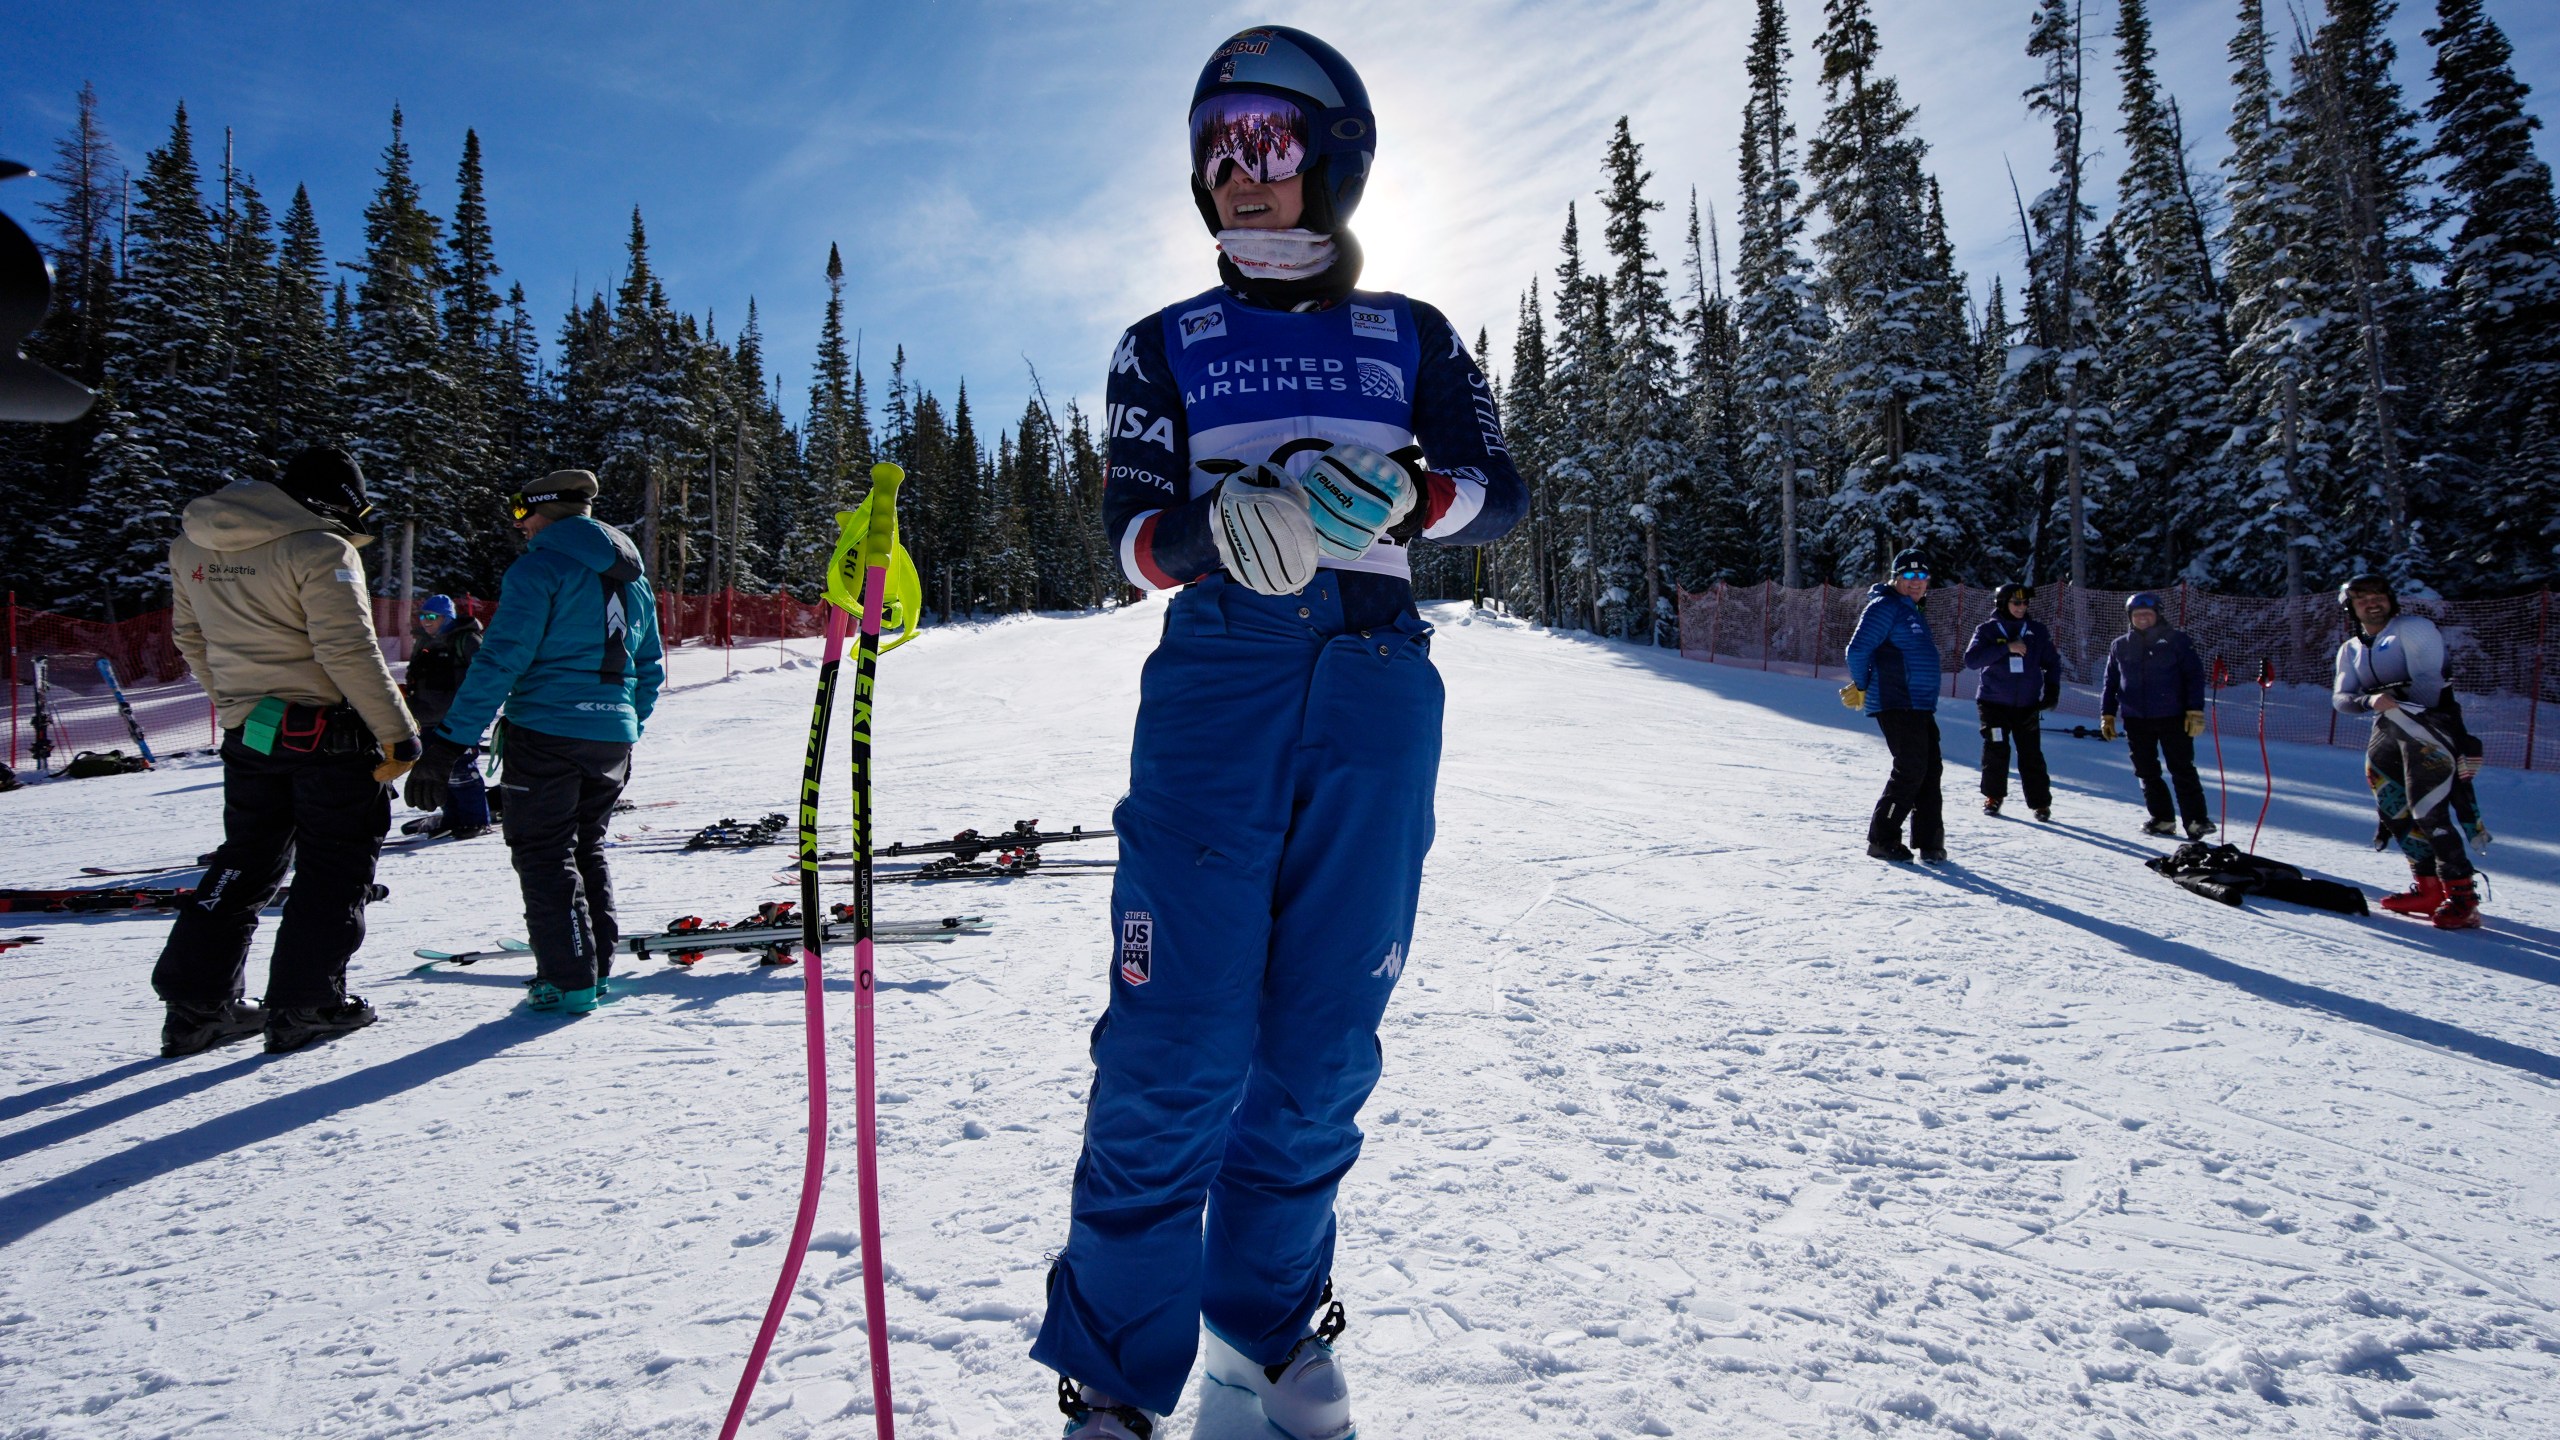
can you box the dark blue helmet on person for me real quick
[1188,26,1374,236]
[2126,591,2165,620]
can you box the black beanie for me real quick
[277,447,373,533]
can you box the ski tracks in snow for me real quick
[1,603,2556,1436]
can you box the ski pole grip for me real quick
[859,462,905,572]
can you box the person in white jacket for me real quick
[2332,575,2479,929]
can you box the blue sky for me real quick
[3,0,2553,442]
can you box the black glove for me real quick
[403,733,467,812]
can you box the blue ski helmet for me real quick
[1189,26,1374,236]
[2126,591,2165,620]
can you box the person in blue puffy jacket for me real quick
[2098,592,2210,839]
[1842,549,1946,863]
[404,470,663,1015]
[1961,582,2062,820]
[1033,28,1525,1440]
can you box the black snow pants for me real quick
[153,728,389,1010]
[1869,710,1944,850]
[2125,716,2210,825]
[2366,707,2473,880]
[1976,701,2051,811]
[499,724,630,991]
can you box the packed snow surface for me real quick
[4,599,2557,1438]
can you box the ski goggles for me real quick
[1895,565,1932,581]
[509,486,578,521]
[1191,93,1313,191]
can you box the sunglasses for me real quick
[1896,569,1930,581]
[1191,93,1312,192]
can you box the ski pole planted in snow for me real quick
[718,463,918,1440]
[2209,656,2232,837]
[2251,658,2276,854]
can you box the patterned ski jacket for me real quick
[436,516,664,746]
[2332,614,2450,716]
[1099,284,1525,596]
[1843,583,1941,715]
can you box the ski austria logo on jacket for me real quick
[1119,910,1154,985]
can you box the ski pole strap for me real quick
[241,696,289,755]
[823,464,922,646]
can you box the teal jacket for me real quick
[436,516,665,745]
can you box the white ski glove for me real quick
[1301,443,1416,561]
[1212,464,1321,596]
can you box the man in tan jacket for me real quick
[155,447,420,1056]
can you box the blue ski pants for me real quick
[1031,575,1442,1416]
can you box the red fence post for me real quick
[6,591,17,773]
[2529,588,2550,771]
[1760,582,1772,671]
[1708,582,1724,662]
[1814,583,1827,678]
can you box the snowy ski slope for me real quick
[2,597,2555,1438]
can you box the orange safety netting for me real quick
[1676,580,2559,772]
[4,589,838,769]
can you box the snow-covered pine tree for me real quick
[1992,0,2127,602]
[343,107,467,590]
[1735,0,1829,590]
[599,208,698,584]
[800,242,871,587]
[2286,0,2440,583]
[0,83,120,609]
[218,165,284,464]
[2424,0,2560,589]
[2106,0,2237,587]
[1598,118,1693,643]
[1498,281,1559,622]
[2212,0,2347,598]
[1671,192,1750,593]
[269,186,347,454]
[440,128,507,580]
[85,102,238,614]
[1547,204,1611,630]
[1807,0,1985,582]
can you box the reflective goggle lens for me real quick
[1897,568,1930,581]
[1191,94,1311,192]
[509,493,531,521]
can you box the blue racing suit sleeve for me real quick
[1407,300,1525,546]
[1100,317,1217,590]
[437,553,555,746]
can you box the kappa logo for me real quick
[1355,357,1406,402]
[1178,304,1228,348]
[1119,910,1155,986]
[1350,305,1397,341]
[1111,331,1148,381]
[1371,942,1406,982]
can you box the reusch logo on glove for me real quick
[1119,910,1154,985]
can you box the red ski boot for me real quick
[2433,876,2482,930]
[2378,873,2446,917]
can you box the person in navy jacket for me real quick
[1034,28,1525,1440]
[2098,591,2211,838]
[1961,582,2062,819]
[1842,549,1947,863]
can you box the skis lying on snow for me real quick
[411,904,989,971]
[2,882,388,914]
[864,819,1111,862]
[81,856,212,877]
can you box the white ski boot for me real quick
[1059,1379,1159,1439]
[1202,1322,1355,1440]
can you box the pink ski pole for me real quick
[718,601,847,1440]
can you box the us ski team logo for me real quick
[1119,910,1155,985]
[1356,357,1406,402]
[1178,304,1228,348]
